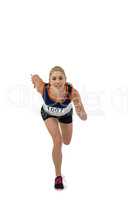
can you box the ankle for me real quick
[56,173,62,177]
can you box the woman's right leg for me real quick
[44,117,63,177]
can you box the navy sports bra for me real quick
[42,83,73,117]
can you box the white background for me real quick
[0,0,132,199]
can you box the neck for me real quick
[49,85,66,97]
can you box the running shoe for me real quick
[54,176,64,189]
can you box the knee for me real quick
[53,135,62,147]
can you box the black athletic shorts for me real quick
[41,106,73,124]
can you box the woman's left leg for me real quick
[59,122,73,145]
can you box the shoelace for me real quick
[55,176,63,185]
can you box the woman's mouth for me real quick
[55,84,62,88]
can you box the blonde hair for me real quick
[49,66,66,80]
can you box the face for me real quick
[49,71,66,89]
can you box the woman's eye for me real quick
[52,77,56,80]
[59,76,63,80]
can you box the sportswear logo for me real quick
[47,106,64,113]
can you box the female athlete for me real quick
[31,66,87,189]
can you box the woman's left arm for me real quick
[71,88,87,120]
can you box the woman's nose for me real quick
[56,79,60,83]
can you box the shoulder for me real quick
[66,82,72,93]
[44,83,49,88]
[66,82,73,91]
[41,82,49,95]
[66,83,80,100]
[71,87,80,101]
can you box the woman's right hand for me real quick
[31,74,40,88]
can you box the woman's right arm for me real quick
[31,74,45,95]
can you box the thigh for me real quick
[44,118,62,144]
[59,122,73,145]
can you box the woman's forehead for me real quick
[51,71,65,76]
